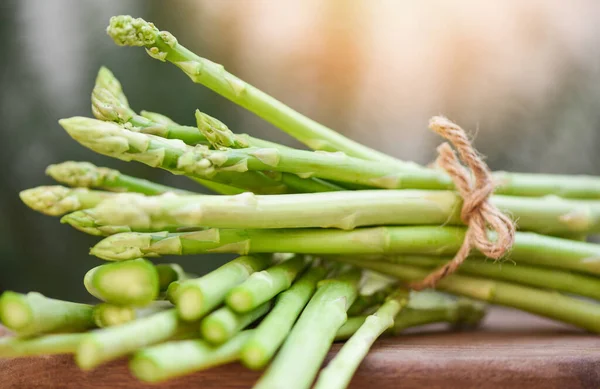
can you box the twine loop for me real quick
[411,116,515,290]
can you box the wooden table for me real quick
[1,307,599,389]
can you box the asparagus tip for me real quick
[19,186,81,216]
[195,110,247,148]
[90,232,151,261]
[59,116,149,160]
[107,15,158,47]
[46,161,118,188]
[61,211,104,236]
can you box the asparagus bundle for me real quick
[7,13,600,389]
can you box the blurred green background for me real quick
[1,0,600,301]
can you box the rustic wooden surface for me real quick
[1,307,599,389]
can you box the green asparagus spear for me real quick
[314,291,410,389]
[253,269,361,389]
[384,255,600,301]
[91,227,600,276]
[106,15,404,165]
[139,110,179,125]
[226,256,307,312]
[84,258,159,306]
[0,333,85,357]
[338,258,600,333]
[348,283,398,316]
[0,292,94,337]
[46,161,191,195]
[175,255,271,321]
[200,303,271,345]
[156,263,187,293]
[105,16,600,200]
[335,297,486,340]
[19,186,113,216]
[60,117,289,195]
[240,266,327,370]
[60,190,600,235]
[75,309,196,369]
[130,330,253,383]
[93,68,343,193]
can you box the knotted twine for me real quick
[410,116,516,290]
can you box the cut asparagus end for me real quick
[225,290,253,313]
[195,110,248,149]
[46,161,119,188]
[130,357,160,382]
[107,15,159,47]
[76,338,102,370]
[200,318,228,344]
[0,292,33,331]
[19,186,81,216]
[84,258,159,306]
[93,304,136,327]
[176,286,204,321]
[240,340,266,371]
[166,281,182,304]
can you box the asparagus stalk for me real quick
[226,255,307,312]
[75,309,195,369]
[92,304,135,327]
[314,291,410,389]
[60,117,290,194]
[385,256,600,301]
[175,255,271,321]
[84,258,159,306]
[91,227,600,276]
[0,333,85,357]
[335,298,487,340]
[105,16,600,199]
[253,269,361,389]
[139,110,179,125]
[46,161,191,195]
[19,186,113,216]
[156,263,187,293]
[348,283,398,316]
[93,68,343,193]
[240,266,327,370]
[130,330,253,383]
[338,258,600,332]
[200,303,271,345]
[0,292,94,337]
[106,15,404,165]
[62,190,600,235]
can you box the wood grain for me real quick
[1,307,599,389]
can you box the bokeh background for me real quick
[1,0,600,301]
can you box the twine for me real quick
[411,116,515,290]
